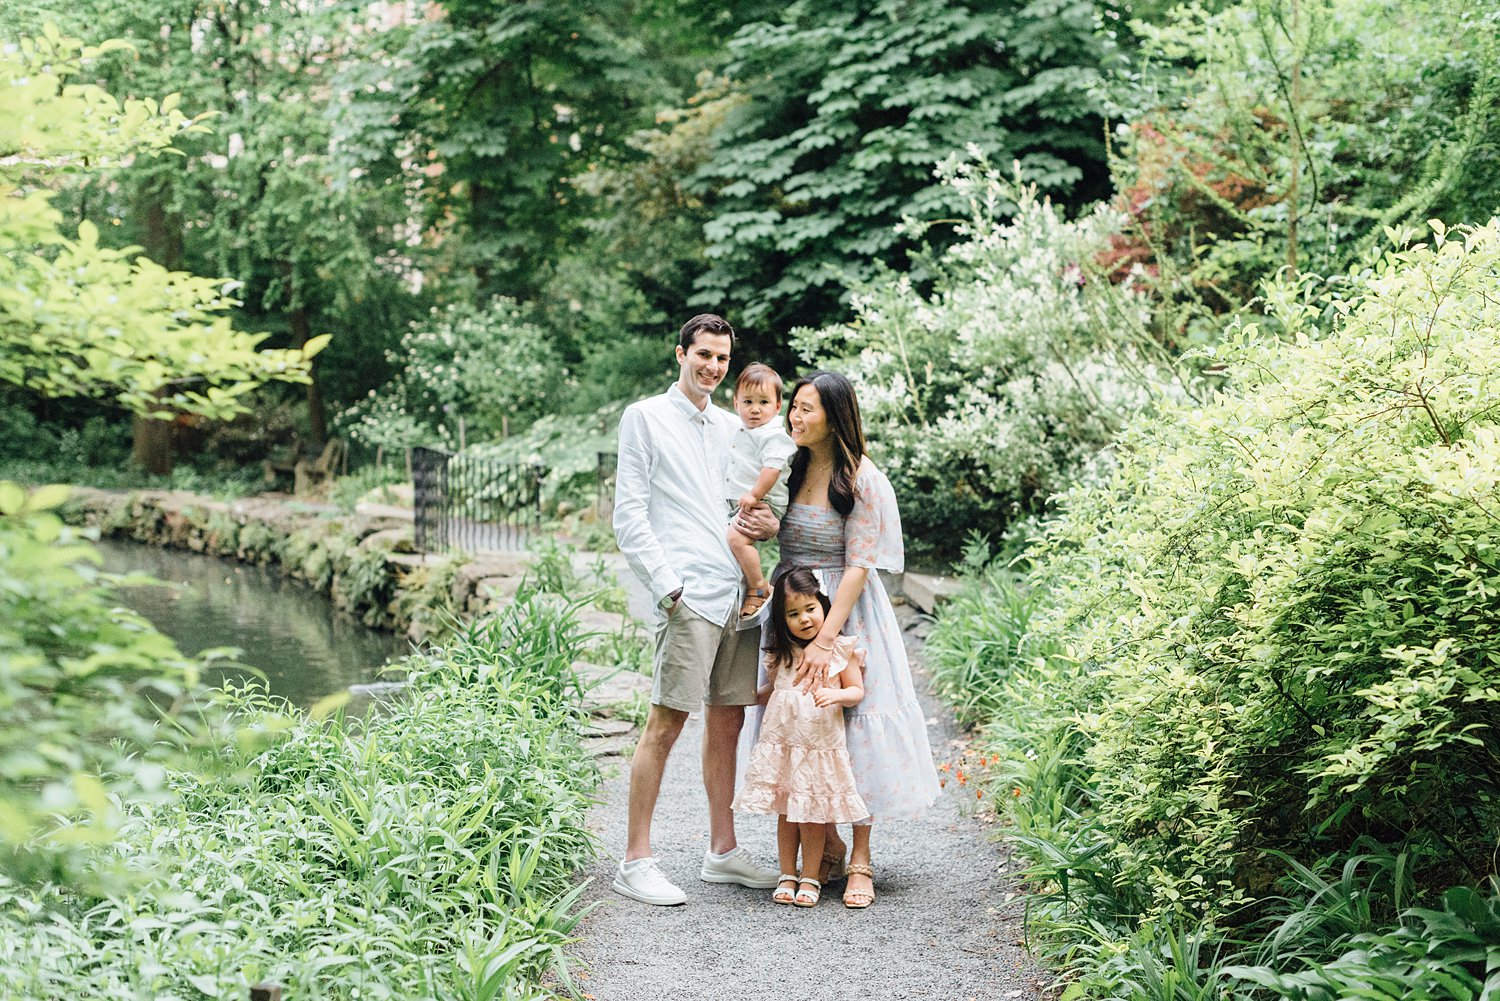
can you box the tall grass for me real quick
[0,594,600,1000]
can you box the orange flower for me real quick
[1013,787,1023,797]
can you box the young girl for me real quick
[732,568,868,906]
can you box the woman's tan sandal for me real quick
[794,877,821,907]
[820,848,847,884]
[843,863,875,909]
[772,875,798,905]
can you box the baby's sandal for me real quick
[772,875,798,905]
[793,877,821,907]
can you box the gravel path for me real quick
[570,587,1051,1001]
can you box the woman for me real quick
[773,370,941,907]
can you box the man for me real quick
[611,313,781,905]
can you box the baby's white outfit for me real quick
[725,416,796,517]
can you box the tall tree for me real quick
[691,0,1113,342]
[330,1,669,303]
[1,30,323,426]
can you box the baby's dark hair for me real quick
[734,362,784,401]
[763,566,833,672]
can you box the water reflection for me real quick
[97,539,409,706]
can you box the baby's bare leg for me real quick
[727,523,767,616]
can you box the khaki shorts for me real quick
[651,602,760,711]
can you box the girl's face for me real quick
[783,590,825,642]
[788,384,829,450]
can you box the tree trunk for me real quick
[132,407,175,476]
[288,301,328,445]
[131,179,185,475]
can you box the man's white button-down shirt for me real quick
[614,383,743,627]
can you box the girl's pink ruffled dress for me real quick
[733,635,869,824]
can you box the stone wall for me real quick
[64,488,531,642]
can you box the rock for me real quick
[902,571,964,614]
[468,575,521,614]
[576,607,628,636]
[574,661,651,714]
[385,552,443,570]
[351,503,414,539]
[450,553,529,607]
[582,717,635,738]
[583,733,635,758]
[359,527,414,553]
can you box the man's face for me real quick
[675,332,733,403]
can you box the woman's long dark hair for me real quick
[785,370,866,517]
[763,567,833,672]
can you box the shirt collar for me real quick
[667,382,713,423]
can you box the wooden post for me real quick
[250,984,283,1001]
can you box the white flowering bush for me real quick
[340,298,565,449]
[794,154,1177,552]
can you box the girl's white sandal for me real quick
[793,877,821,907]
[772,875,798,905]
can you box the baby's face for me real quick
[734,383,781,429]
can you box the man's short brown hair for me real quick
[678,313,735,350]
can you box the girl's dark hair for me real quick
[785,371,867,517]
[763,567,832,672]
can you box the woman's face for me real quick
[788,383,829,450]
[783,590,826,642]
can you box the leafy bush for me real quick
[1105,0,1500,341]
[795,156,1175,555]
[1228,882,1500,1000]
[957,219,1500,943]
[463,402,624,515]
[0,595,599,999]
[0,482,228,889]
[692,0,1110,332]
[341,298,566,450]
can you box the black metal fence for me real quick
[595,450,618,523]
[412,446,545,554]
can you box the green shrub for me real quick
[0,482,228,890]
[1228,881,1500,1000]
[1019,220,1500,923]
[0,595,599,999]
[794,157,1180,557]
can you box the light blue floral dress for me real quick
[741,464,941,824]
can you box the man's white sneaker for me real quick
[613,858,687,906]
[699,846,780,888]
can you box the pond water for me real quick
[97,538,410,706]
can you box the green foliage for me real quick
[0,482,228,888]
[693,0,1111,334]
[923,534,1061,727]
[0,30,324,421]
[1105,0,1500,340]
[0,596,599,999]
[330,0,665,298]
[1228,882,1500,1000]
[796,156,1178,554]
[342,299,565,450]
[464,402,625,515]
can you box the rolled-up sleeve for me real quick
[613,406,681,602]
